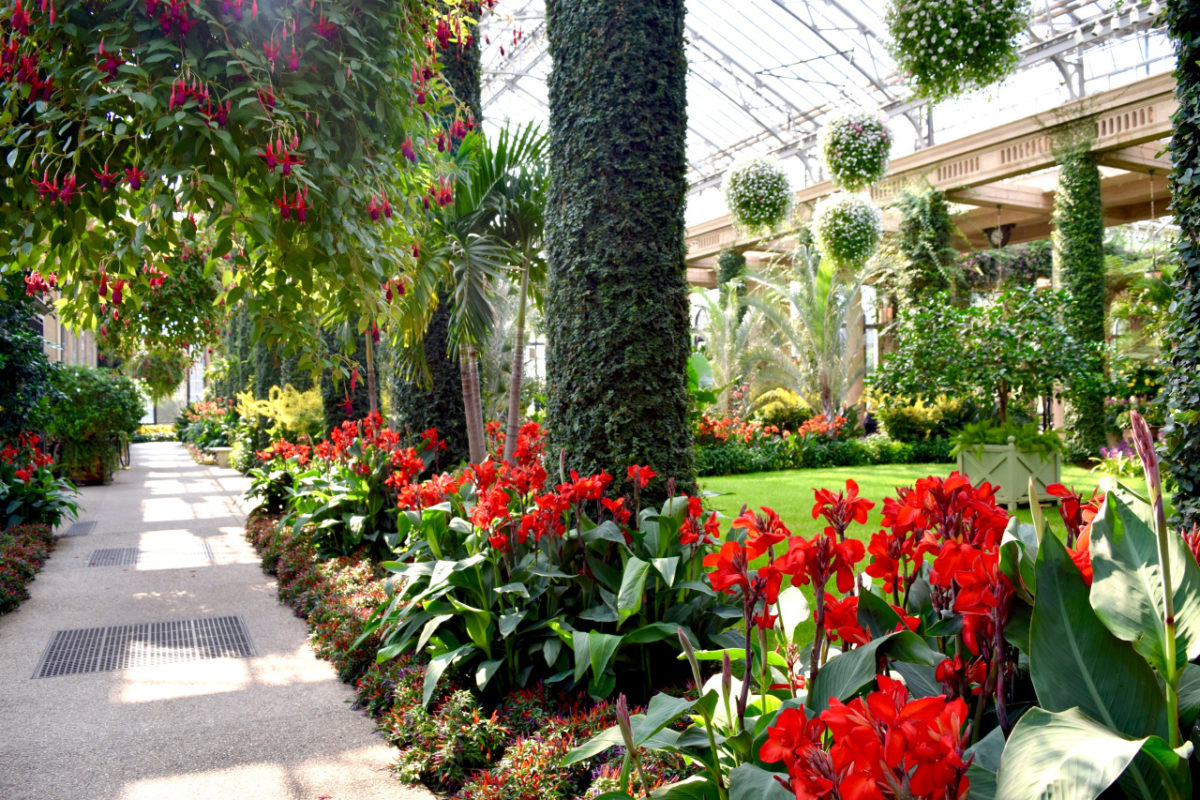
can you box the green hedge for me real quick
[1053,143,1107,458]
[544,0,693,498]
[694,433,951,477]
[1164,0,1200,528]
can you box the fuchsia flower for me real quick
[32,170,58,200]
[96,40,123,81]
[56,173,81,204]
[286,45,300,71]
[401,137,417,163]
[92,165,119,190]
[125,167,147,190]
[312,15,338,40]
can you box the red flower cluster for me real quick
[255,439,311,467]
[761,676,971,800]
[24,269,56,296]
[1,432,55,482]
[796,413,848,438]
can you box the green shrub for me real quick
[37,365,143,481]
[753,388,814,432]
[870,394,979,443]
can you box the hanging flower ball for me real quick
[885,0,1029,102]
[820,112,893,191]
[813,193,883,269]
[723,155,792,232]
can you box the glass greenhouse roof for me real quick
[477,0,1174,225]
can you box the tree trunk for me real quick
[460,346,486,463]
[365,333,378,416]
[503,259,530,462]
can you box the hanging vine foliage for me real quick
[0,0,484,346]
[894,187,965,306]
[1163,0,1200,529]
[884,0,1030,102]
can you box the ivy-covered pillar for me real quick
[1164,0,1200,528]
[1052,143,1107,459]
[544,0,693,495]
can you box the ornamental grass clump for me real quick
[885,0,1030,102]
[723,155,792,232]
[812,192,882,268]
[820,112,893,191]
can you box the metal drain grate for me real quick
[87,548,140,567]
[58,521,96,538]
[34,616,255,678]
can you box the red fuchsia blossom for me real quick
[24,270,56,296]
[96,40,123,81]
[125,166,147,190]
[312,15,338,39]
[32,171,57,200]
[401,137,417,163]
[56,173,81,204]
[286,45,300,71]
[109,279,127,305]
[92,165,119,190]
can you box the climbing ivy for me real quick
[1164,0,1200,528]
[894,187,965,306]
[1053,143,1107,459]
[544,0,693,497]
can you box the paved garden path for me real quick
[0,441,430,800]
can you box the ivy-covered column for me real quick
[1052,143,1107,459]
[544,0,693,495]
[1164,0,1200,528]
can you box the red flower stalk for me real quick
[732,505,790,559]
[1046,483,1101,548]
[812,478,875,540]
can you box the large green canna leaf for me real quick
[1031,534,1168,739]
[727,764,792,800]
[964,726,1005,800]
[806,630,942,713]
[617,556,651,627]
[995,708,1191,800]
[1089,489,1200,676]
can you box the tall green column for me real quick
[544,0,693,496]
[1053,144,1107,459]
[1164,0,1200,528]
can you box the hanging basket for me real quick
[723,155,792,233]
[813,193,883,269]
[885,0,1030,102]
[820,112,893,191]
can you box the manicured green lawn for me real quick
[701,462,1141,542]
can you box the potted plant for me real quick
[870,286,1096,508]
[36,365,144,484]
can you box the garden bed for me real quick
[0,524,55,615]
[243,509,691,798]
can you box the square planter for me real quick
[955,437,1061,512]
[210,446,234,469]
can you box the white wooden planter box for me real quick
[955,438,1061,511]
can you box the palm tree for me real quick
[397,124,547,463]
[693,287,765,416]
[747,245,866,421]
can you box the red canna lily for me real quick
[702,540,750,595]
[812,478,875,539]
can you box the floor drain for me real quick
[33,616,255,678]
[87,548,140,567]
[58,521,96,538]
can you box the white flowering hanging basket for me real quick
[884,0,1030,102]
[723,155,792,233]
[820,112,893,191]
[813,193,883,269]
